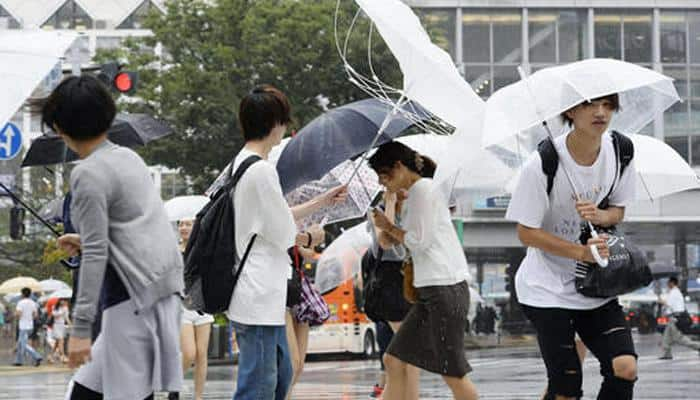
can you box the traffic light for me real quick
[97,62,138,95]
[9,206,25,240]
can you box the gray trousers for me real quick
[661,318,700,357]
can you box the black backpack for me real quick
[538,130,634,199]
[183,155,261,314]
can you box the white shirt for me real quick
[505,131,636,310]
[226,148,297,326]
[53,306,68,327]
[664,287,685,314]
[401,178,471,288]
[16,298,37,331]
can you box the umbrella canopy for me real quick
[47,288,72,300]
[276,98,427,194]
[351,0,484,129]
[21,113,173,167]
[38,278,70,293]
[164,195,210,222]
[0,30,77,131]
[286,159,381,230]
[481,59,680,149]
[0,276,41,295]
[315,222,372,294]
[629,134,700,200]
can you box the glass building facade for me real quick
[411,2,700,165]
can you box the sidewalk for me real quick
[465,333,537,349]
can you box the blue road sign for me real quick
[0,122,22,160]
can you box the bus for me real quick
[306,277,377,358]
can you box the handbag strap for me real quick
[293,245,305,279]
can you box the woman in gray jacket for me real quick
[50,75,184,400]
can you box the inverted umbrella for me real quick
[314,222,371,294]
[0,276,41,294]
[163,195,210,222]
[276,98,427,194]
[21,113,173,167]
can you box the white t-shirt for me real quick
[226,148,297,326]
[505,131,636,310]
[664,287,685,314]
[401,178,471,288]
[16,298,37,331]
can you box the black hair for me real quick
[41,75,116,140]
[21,287,31,298]
[239,85,292,141]
[668,276,679,286]
[368,141,436,178]
[561,93,620,126]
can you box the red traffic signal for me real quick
[98,62,138,94]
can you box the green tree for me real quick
[96,0,400,192]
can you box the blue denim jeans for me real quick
[231,322,292,400]
[15,329,42,364]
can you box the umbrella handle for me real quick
[588,226,609,268]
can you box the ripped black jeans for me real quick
[521,300,637,400]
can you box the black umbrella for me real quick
[21,113,173,167]
[276,99,428,194]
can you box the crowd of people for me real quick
[19,71,691,400]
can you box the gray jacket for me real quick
[70,141,184,338]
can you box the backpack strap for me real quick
[230,155,262,187]
[599,131,634,210]
[537,137,559,196]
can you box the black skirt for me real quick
[386,280,471,377]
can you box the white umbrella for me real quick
[163,195,209,222]
[0,276,41,294]
[48,288,72,299]
[352,0,484,129]
[315,222,372,294]
[38,278,70,293]
[0,30,77,131]
[628,134,699,200]
[481,59,680,149]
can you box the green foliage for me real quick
[95,0,400,192]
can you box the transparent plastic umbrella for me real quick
[163,195,209,222]
[481,59,680,150]
[315,222,372,294]
[38,278,70,293]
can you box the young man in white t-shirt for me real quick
[506,94,638,400]
[13,287,42,366]
[228,86,329,400]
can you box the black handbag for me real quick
[574,136,652,298]
[575,224,652,298]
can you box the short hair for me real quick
[668,276,679,286]
[368,141,436,178]
[21,287,31,298]
[561,93,620,126]
[41,75,116,140]
[238,85,291,142]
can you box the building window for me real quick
[415,8,456,60]
[661,11,686,63]
[594,10,652,63]
[118,0,161,30]
[666,136,690,163]
[692,135,700,165]
[43,0,93,30]
[463,9,521,96]
[0,6,20,29]
[528,9,587,64]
